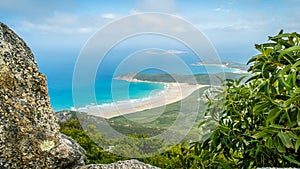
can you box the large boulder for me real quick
[0,22,86,168]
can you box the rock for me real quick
[75,159,161,169]
[56,110,79,123]
[0,22,86,168]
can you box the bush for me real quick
[192,31,300,168]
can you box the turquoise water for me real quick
[48,66,233,111]
[38,51,238,112]
[49,79,165,111]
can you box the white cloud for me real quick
[214,8,222,12]
[20,20,55,31]
[165,50,187,54]
[18,11,126,36]
[78,27,94,34]
[46,12,80,26]
[213,7,230,12]
[145,50,187,55]
[20,20,96,36]
[102,13,117,19]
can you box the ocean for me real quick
[36,50,239,112]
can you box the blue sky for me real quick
[1,0,300,64]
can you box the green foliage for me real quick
[60,119,126,164]
[133,72,247,85]
[192,31,300,168]
[60,119,188,168]
[110,87,209,141]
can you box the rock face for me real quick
[76,160,161,169]
[0,22,86,168]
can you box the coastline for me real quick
[191,62,249,74]
[74,78,208,119]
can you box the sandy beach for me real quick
[75,79,207,119]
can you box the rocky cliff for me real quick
[0,22,85,168]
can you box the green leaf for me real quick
[247,55,257,65]
[245,74,260,83]
[292,60,300,69]
[293,88,300,94]
[283,155,300,165]
[278,46,300,62]
[259,126,279,134]
[266,107,281,124]
[265,137,273,148]
[274,136,286,153]
[255,145,262,158]
[270,124,286,129]
[279,65,292,89]
[285,95,300,107]
[295,137,300,152]
[298,111,300,126]
[278,131,294,148]
[252,131,269,139]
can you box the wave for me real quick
[71,83,168,112]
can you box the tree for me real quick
[192,31,300,168]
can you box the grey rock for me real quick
[56,110,78,123]
[258,168,299,169]
[76,160,161,169]
[0,22,86,168]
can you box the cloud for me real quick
[102,13,117,19]
[165,50,188,54]
[213,7,230,12]
[20,20,95,35]
[17,11,124,35]
[214,8,222,12]
[145,50,187,55]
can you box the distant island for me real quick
[115,71,248,85]
[190,60,249,73]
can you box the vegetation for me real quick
[60,31,300,168]
[109,87,209,141]
[60,119,126,164]
[189,31,300,168]
[124,72,247,85]
[60,118,189,168]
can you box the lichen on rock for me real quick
[40,140,55,152]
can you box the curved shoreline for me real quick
[74,79,208,119]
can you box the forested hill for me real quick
[116,72,249,85]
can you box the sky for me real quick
[1,0,300,65]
